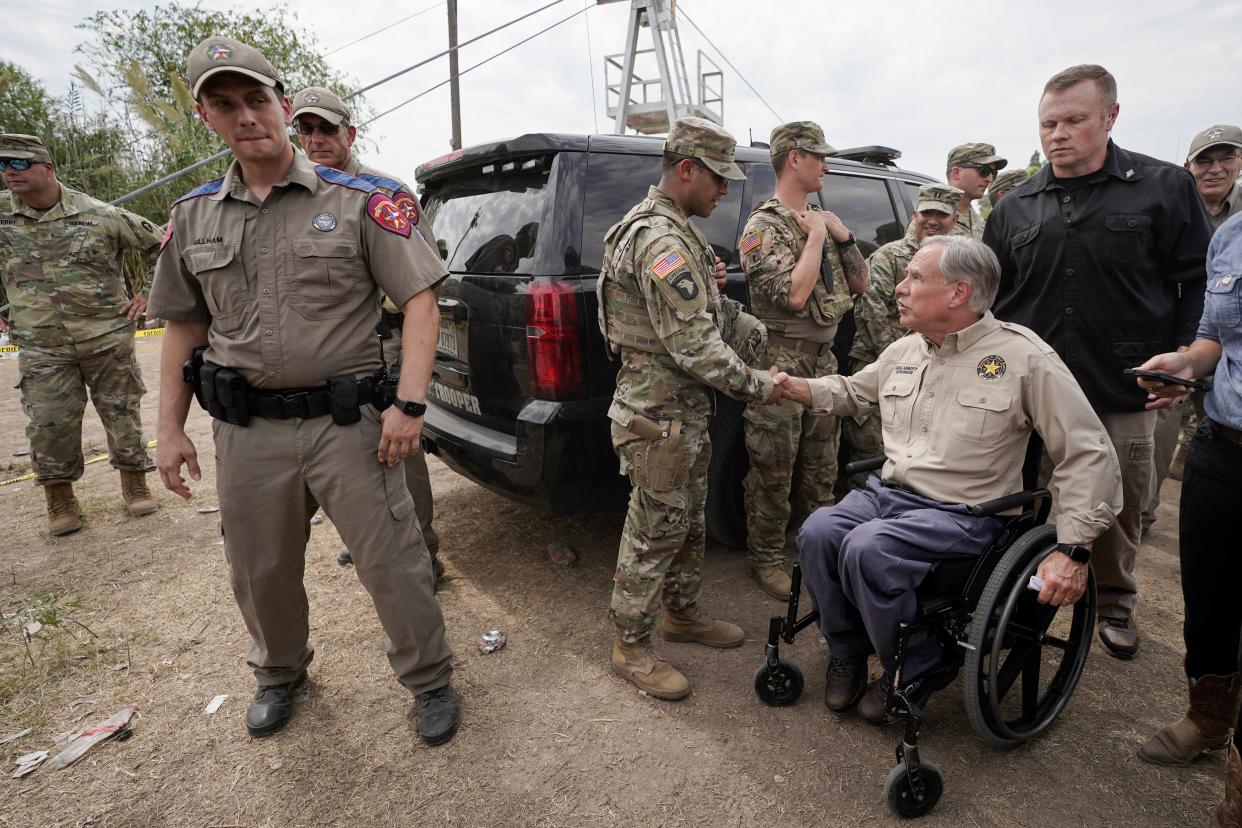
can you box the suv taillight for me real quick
[525,281,584,400]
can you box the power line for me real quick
[677,4,782,124]
[360,4,590,127]
[324,1,446,57]
[583,2,599,134]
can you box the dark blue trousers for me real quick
[798,476,1002,680]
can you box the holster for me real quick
[626,415,687,491]
[212,366,251,426]
[327,374,362,425]
[182,346,208,411]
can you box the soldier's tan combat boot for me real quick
[44,483,82,537]
[1214,742,1242,828]
[611,639,691,700]
[662,607,744,648]
[120,470,158,517]
[1140,673,1241,766]
[752,564,792,601]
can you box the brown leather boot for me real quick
[120,471,158,517]
[1140,673,1241,766]
[752,564,792,601]
[824,655,867,713]
[661,607,744,649]
[1214,742,1242,828]
[44,482,82,537]
[611,639,691,700]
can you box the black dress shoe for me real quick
[1098,617,1140,660]
[416,684,461,746]
[246,673,306,737]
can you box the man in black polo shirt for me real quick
[983,64,1211,660]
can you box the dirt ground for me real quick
[0,336,1224,827]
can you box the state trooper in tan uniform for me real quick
[946,143,1007,239]
[738,121,867,600]
[290,86,442,578]
[777,235,1122,721]
[149,36,459,745]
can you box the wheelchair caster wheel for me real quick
[753,660,804,706]
[883,759,943,819]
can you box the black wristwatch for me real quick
[838,232,856,247]
[393,397,427,417]
[1056,543,1091,564]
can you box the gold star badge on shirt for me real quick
[977,355,1007,380]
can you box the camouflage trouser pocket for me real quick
[625,418,687,491]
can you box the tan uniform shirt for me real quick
[805,312,1122,544]
[1207,181,1242,231]
[148,149,445,388]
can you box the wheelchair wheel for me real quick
[883,759,943,819]
[963,524,1095,748]
[753,660,804,706]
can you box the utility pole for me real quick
[447,0,462,150]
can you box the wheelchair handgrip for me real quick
[845,456,885,475]
[969,488,1048,517]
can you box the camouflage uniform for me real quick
[598,128,773,644]
[0,145,161,485]
[946,143,1007,240]
[740,172,854,565]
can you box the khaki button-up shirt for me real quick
[806,312,1122,544]
[148,149,445,388]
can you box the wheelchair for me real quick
[753,454,1097,819]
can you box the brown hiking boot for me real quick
[662,607,744,649]
[1214,742,1242,828]
[1140,673,1241,766]
[752,564,792,601]
[120,471,158,517]
[44,482,83,537]
[824,655,868,712]
[611,639,691,700]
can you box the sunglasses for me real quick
[294,120,343,137]
[1191,153,1240,170]
[0,158,46,171]
[960,162,998,178]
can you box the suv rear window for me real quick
[820,174,902,258]
[423,158,554,273]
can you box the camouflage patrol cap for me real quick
[769,121,836,157]
[0,134,53,163]
[988,169,1029,199]
[1187,124,1242,163]
[188,36,281,99]
[946,142,1007,172]
[915,184,963,215]
[664,117,745,181]
[292,87,351,126]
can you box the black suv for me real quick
[416,133,935,547]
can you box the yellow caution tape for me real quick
[0,345,18,354]
[0,327,165,355]
[0,439,158,488]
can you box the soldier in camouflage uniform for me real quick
[842,184,962,487]
[739,121,868,600]
[946,143,1007,239]
[598,118,779,700]
[291,87,443,580]
[987,168,1029,208]
[0,133,162,536]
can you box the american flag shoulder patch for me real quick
[650,248,687,280]
[739,231,761,255]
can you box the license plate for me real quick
[437,318,459,358]
[428,378,481,415]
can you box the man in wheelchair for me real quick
[774,235,1124,723]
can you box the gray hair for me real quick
[918,235,1000,314]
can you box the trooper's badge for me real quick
[977,355,1007,380]
[312,211,337,232]
[667,269,699,301]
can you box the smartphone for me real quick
[1123,368,1211,392]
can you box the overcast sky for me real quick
[7,0,1241,193]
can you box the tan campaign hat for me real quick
[292,87,351,125]
[915,183,964,215]
[769,121,836,157]
[664,117,745,181]
[0,133,54,163]
[988,169,1029,199]
[1187,125,1242,163]
[187,36,281,99]
[947,142,1007,171]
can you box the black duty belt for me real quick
[767,331,834,356]
[248,378,378,420]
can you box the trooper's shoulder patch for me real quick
[159,220,174,253]
[315,165,377,194]
[392,190,420,226]
[172,177,224,208]
[366,192,411,237]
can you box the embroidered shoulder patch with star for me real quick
[392,191,420,226]
[977,355,1007,380]
[366,192,411,238]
